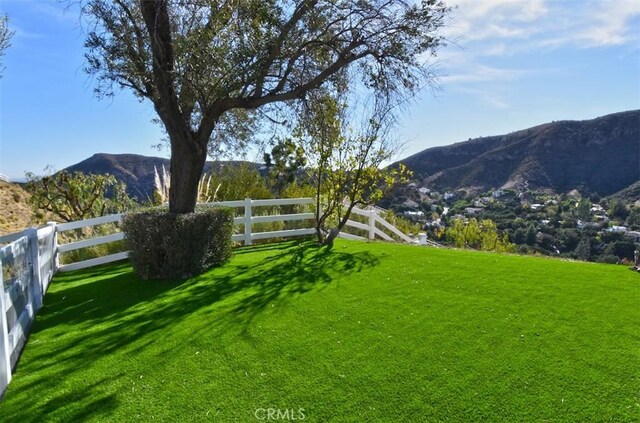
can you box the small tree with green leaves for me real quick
[25,169,135,222]
[608,198,629,221]
[297,93,410,246]
[627,206,640,228]
[446,218,515,253]
[575,198,592,221]
[264,138,307,196]
[574,237,592,261]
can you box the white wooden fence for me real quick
[0,197,421,397]
[340,206,415,243]
[0,225,56,396]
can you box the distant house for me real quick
[530,203,544,211]
[492,189,505,198]
[444,192,455,200]
[403,199,419,209]
[577,220,599,230]
[607,225,628,233]
[593,214,609,223]
[404,210,424,218]
[418,187,430,195]
[465,207,483,215]
[407,182,417,189]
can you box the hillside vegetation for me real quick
[1,240,636,422]
[0,181,41,236]
[609,180,640,204]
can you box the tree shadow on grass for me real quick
[0,240,379,421]
[212,240,380,333]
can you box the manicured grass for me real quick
[1,240,638,422]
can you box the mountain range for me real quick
[395,110,639,197]
[65,154,259,201]
[62,110,639,200]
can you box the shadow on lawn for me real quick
[1,240,379,421]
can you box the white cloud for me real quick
[436,0,640,103]
[444,0,548,42]
[442,65,534,83]
[444,0,640,51]
[454,86,511,109]
[576,0,640,47]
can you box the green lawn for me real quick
[1,240,638,422]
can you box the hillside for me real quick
[65,153,261,201]
[65,153,170,201]
[0,181,40,236]
[609,180,640,204]
[397,110,640,196]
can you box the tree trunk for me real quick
[321,201,359,247]
[322,228,340,249]
[169,136,207,214]
[141,0,209,214]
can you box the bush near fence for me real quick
[123,207,234,280]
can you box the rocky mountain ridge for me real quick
[395,110,639,197]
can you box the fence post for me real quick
[25,228,44,313]
[368,211,376,240]
[47,221,59,272]
[0,249,12,393]
[317,202,322,239]
[244,198,253,246]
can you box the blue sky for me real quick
[0,0,639,180]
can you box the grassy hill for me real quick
[0,180,41,236]
[1,240,637,421]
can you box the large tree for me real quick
[82,0,449,213]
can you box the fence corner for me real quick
[25,228,44,312]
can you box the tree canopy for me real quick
[82,0,449,213]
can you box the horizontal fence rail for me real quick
[340,207,416,244]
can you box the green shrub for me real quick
[596,254,619,265]
[122,206,233,280]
